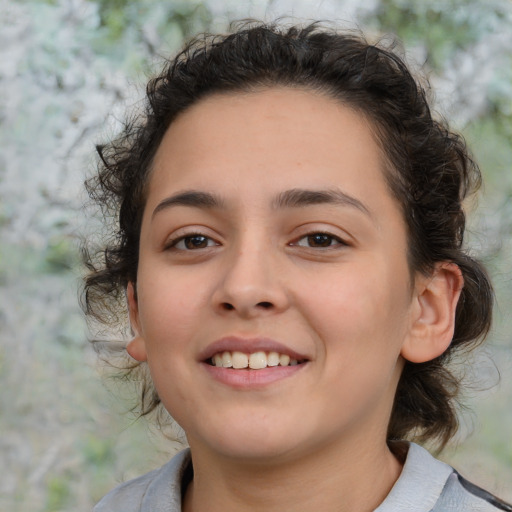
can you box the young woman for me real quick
[83,22,511,512]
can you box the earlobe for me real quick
[401,262,463,363]
[126,335,148,362]
[126,282,148,362]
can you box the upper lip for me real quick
[199,336,309,362]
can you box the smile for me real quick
[210,351,306,369]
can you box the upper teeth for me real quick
[211,351,299,369]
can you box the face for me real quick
[129,88,421,463]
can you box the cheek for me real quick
[307,267,382,324]
[136,280,203,417]
[305,262,410,353]
[137,271,209,355]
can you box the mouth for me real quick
[200,337,309,371]
[200,338,309,387]
[208,350,307,369]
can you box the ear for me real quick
[401,262,463,363]
[126,282,147,362]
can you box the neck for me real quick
[182,433,403,512]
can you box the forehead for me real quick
[149,87,390,205]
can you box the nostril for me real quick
[219,301,274,312]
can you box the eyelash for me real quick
[165,231,348,252]
[291,232,348,249]
[165,233,219,251]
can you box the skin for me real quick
[127,88,462,512]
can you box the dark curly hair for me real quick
[82,21,493,449]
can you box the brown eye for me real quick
[307,234,334,247]
[172,234,217,250]
[293,232,346,249]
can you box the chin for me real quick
[191,422,303,463]
[218,439,299,463]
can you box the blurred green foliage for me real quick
[96,0,213,39]
[45,475,71,512]
[82,434,115,466]
[90,0,213,75]
[375,1,478,66]
[44,236,78,273]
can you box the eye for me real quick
[293,232,346,248]
[169,234,218,250]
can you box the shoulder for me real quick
[377,443,511,512]
[92,468,159,512]
[433,471,512,512]
[376,442,454,512]
[93,449,191,512]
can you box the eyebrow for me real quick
[272,188,372,217]
[152,190,225,219]
[151,187,372,219]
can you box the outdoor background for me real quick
[0,0,511,510]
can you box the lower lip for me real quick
[201,362,307,388]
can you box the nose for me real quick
[211,243,289,318]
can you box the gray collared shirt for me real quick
[94,443,511,511]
